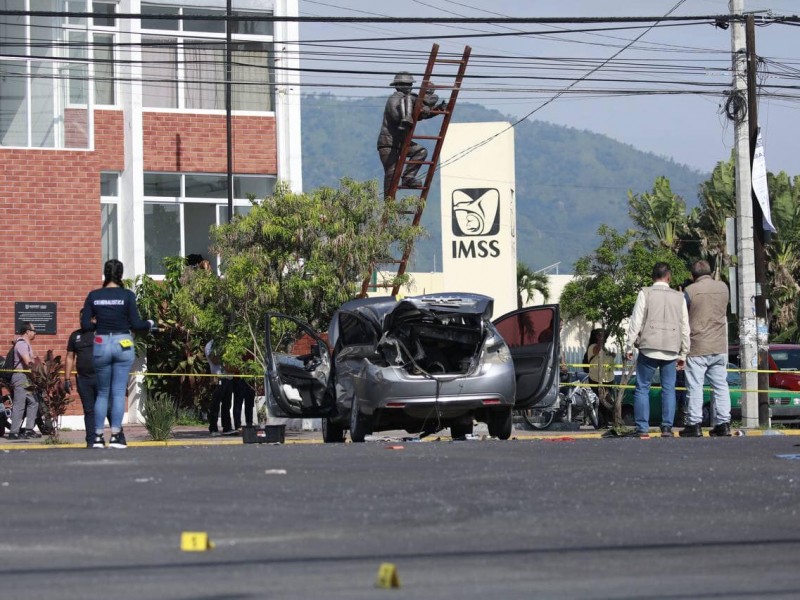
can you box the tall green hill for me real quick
[301,93,707,273]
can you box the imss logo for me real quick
[451,188,501,258]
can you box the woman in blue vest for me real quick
[81,259,153,449]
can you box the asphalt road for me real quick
[2,434,800,599]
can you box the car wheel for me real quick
[349,397,371,443]
[520,408,554,430]
[322,417,345,443]
[487,407,513,440]
[450,420,474,439]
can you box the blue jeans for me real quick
[685,353,730,426]
[634,353,677,433]
[93,333,135,434]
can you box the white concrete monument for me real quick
[440,122,517,316]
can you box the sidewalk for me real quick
[0,423,324,449]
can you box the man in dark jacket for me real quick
[65,310,100,448]
[377,71,444,198]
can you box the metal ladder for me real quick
[360,43,471,298]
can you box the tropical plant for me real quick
[132,256,217,413]
[628,176,689,253]
[516,262,549,309]
[27,350,72,440]
[685,155,736,278]
[142,391,177,441]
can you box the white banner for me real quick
[752,129,777,233]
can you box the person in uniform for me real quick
[377,71,445,198]
[81,259,154,449]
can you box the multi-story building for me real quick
[0,0,301,424]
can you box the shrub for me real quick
[143,391,177,441]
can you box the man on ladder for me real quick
[376,71,445,198]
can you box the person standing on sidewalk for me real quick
[625,262,690,438]
[82,259,154,449]
[7,322,41,440]
[680,260,732,438]
[65,310,102,448]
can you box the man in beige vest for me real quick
[625,263,690,437]
[680,260,731,437]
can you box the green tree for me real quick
[628,176,688,252]
[181,179,424,373]
[766,172,800,337]
[685,155,736,278]
[516,262,549,309]
[560,225,689,425]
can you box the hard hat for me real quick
[390,71,414,86]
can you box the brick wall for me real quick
[0,110,277,419]
[144,113,277,173]
[0,110,124,360]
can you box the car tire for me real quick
[349,397,371,443]
[487,407,513,440]
[520,408,554,430]
[322,417,345,443]
[450,420,474,439]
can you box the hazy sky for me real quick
[298,0,800,176]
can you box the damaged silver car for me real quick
[264,293,560,442]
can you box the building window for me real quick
[100,172,119,265]
[143,172,273,275]
[140,4,274,112]
[0,0,117,148]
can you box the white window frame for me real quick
[138,4,275,115]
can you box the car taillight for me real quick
[482,399,502,405]
[385,402,406,408]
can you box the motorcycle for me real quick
[519,372,601,430]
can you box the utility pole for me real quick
[746,15,771,425]
[225,0,233,224]
[730,0,759,428]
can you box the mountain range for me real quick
[300,93,709,273]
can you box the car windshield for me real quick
[770,348,800,371]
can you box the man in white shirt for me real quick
[625,263,691,438]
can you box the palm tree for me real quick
[517,262,550,309]
[627,176,688,253]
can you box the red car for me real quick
[729,344,800,391]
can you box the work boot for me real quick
[660,426,674,438]
[709,422,732,437]
[401,178,423,189]
[679,423,703,437]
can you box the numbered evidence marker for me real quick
[180,531,215,552]
[376,563,401,589]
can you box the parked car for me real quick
[728,343,800,391]
[622,363,800,425]
[264,294,560,442]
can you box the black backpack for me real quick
[0,340,22,385]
